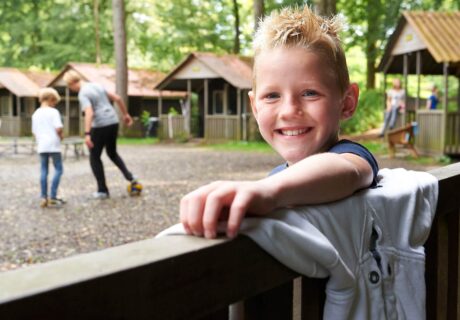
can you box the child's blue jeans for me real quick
[40,152,63,199]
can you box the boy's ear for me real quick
[341,83,359,120]
[248,91,258,120]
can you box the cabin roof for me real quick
[0,68,41,97]
[155,52,253,91]
[378,11,460,74]
[49,63,186,98]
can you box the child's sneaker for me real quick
[48,198,66,207]
[92,191,109,199]
[40,198,48,208]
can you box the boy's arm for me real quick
[107,91,133,126]
[180,152,374,239]
[56,127,64,140]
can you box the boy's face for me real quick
[249,47,356,165]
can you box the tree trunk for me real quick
[254,0,264,32]
[112,0,128,109]
[365,0,380,89]
[94,0,101,64]
[313,0,336,16]
[232,0,240,54]
[366,44,376,89]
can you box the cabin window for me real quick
[0,96,9,116]
[213,90,224,115]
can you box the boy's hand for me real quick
[85,135,94,149]
[180,180,277,239]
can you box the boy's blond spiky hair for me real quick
[38,87,61,104]
[253,6,350,95]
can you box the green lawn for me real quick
[117,137,159,145]
[205,141,274,153]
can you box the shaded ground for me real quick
[0,143,442,272]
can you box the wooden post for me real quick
[158,90,163,117]
[242,90,247,141]
[65,87,70,137]
[224,83,229,139]
[204,79,209,139]
[237,88,241,141]
[416,50,421,110]
[403,53,409,125]
[441,62,449,153]
[383,73,387,112]
[187,79,192,135]
[447,211,460,319]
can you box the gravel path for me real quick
[0,144,442,272]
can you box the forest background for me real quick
[1,0,459,133]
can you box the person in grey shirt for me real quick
[64,70,140,199]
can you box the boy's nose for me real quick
[279,97,303,118]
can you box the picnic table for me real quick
[387,123,419,158]
[0,137,85,159]
[62,137,85,160]
[0,138,35,155]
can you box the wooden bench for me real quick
[387,123,418,158]
[0,138,35,156]
[62,137,85,160]
[0,163,460,319]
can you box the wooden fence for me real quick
[1,163,460,319]
[205,115,240,142]
[416,110,444,156]
[0,116,20,136]
[159,115,187,140]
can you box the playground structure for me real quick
[378,11,460,156]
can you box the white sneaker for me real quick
[92,192,109,199]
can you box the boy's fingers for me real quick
[227,193,251,238]
[179,198,192,235]
[202,186,234,239]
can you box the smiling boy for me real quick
[180,6,378,239]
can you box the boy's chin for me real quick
[278,150,312,166]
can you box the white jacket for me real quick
[158,168,438,319]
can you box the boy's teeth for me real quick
[281,129,307,136]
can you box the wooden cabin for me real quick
[155,52,257,141]
[378,11,460,156]
[48,63,186,137]
[0,68,42,137]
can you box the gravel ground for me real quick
[0,143,442,272]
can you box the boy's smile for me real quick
[250,47,351,165]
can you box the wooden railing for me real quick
[445,112,460,155]
[1,163,460,319]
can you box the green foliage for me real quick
[140,110,151,127]
[0,0,114,69]
[168,107,179,115]
[207,141,274,153]
[341,89,383,134]
[117,137,159,145]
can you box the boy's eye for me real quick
[264,92,280,100]
[302,90,318,97]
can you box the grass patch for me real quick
[117,137,159,145]
[360,140,388,155]
[206,141,274,153]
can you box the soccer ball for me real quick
[127,181,143,196]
